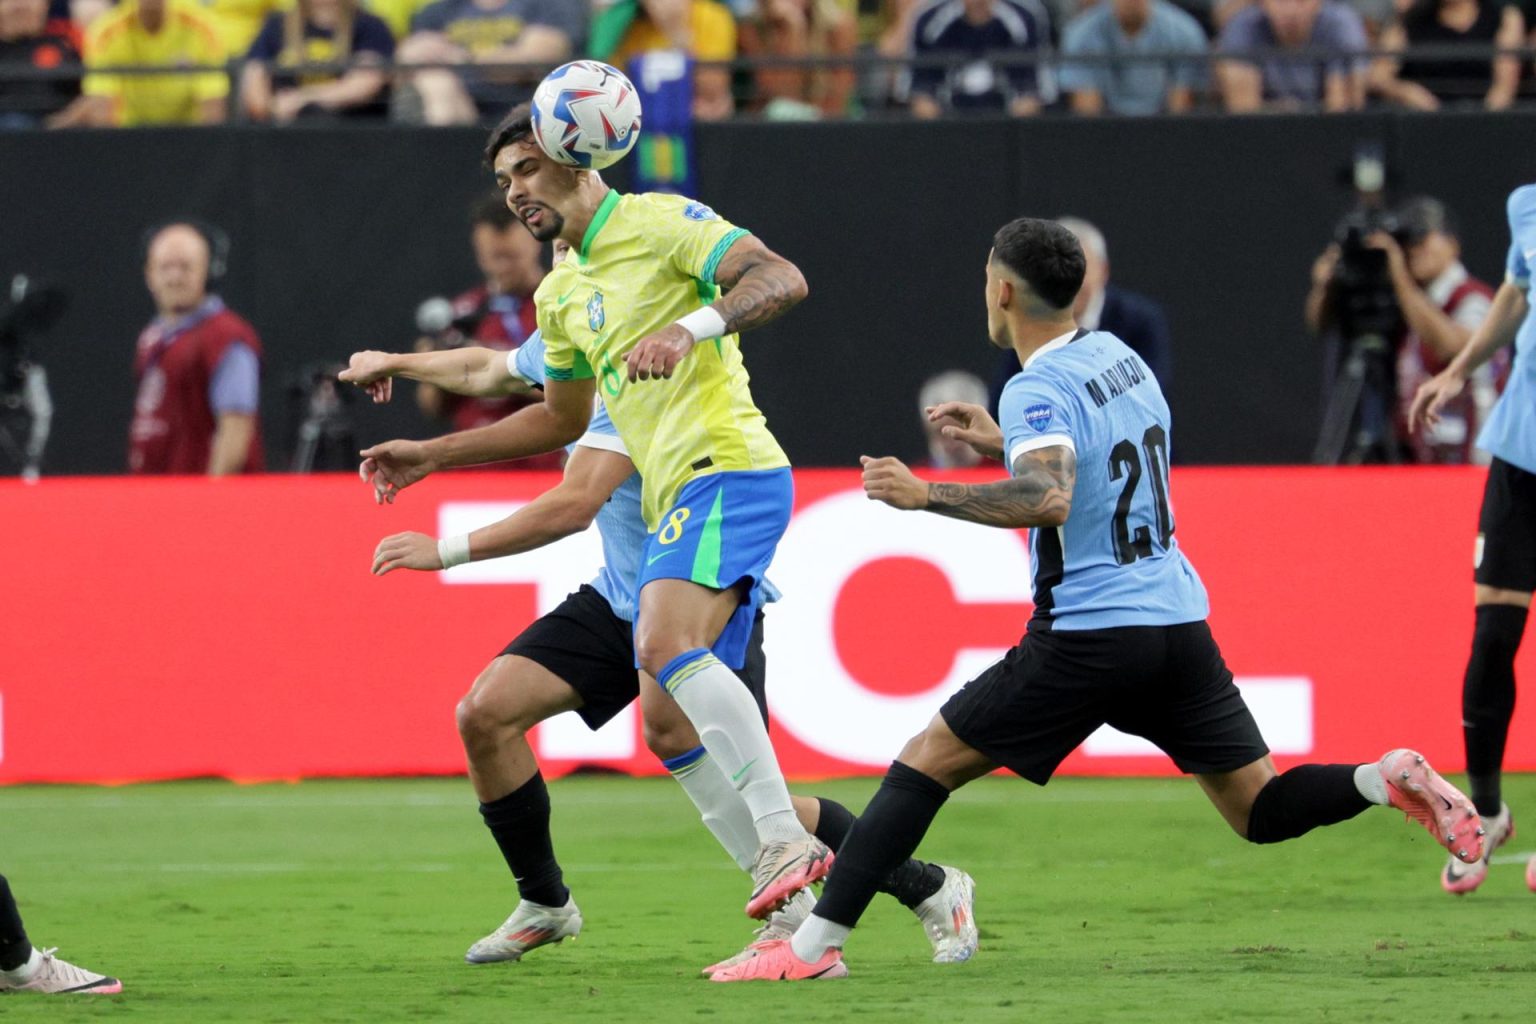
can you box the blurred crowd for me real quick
[3,0,1536,128]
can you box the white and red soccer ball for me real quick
[531,60,644,171]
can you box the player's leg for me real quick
[710,714,995,981]
[459,586,643,963]
[457,654,582,907]
[0,874,28,973]
[712,637,1088,981]
[641,674,759,871]
[0,874,119,995]
[1448,458,1536,891]
[1130,623,1482,860]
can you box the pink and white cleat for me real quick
[707,939,847,982]
[1380,749,1484,864]
[0,948,121,995]
[745,838,834,920]
[1441,804,1513,895]
[1527,853,1536,893]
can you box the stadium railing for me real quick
[1,44,1535,122]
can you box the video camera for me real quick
[0,274,67,390]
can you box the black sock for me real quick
[814,797,946,910]
[478,773,569,908]
[1245,764,1370,844]
[1463,604,1525,816]
[0,875,31,971]
[814,763,949,927]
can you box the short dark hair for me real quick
[470,192,517,231]
[991,218,1086,311]
[483,103,535,169]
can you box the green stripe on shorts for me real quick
[691,487,726,589]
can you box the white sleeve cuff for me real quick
[506,350,536,386]
[576,431,629,456]
[1010,433,1075,466]
[1507,271,1531,288]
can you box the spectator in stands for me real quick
[0,0,92,128]
[1370,0,1523,110]
[919,370,990,469]
[364,0,430,42]
[603,0,737,121]
[1059,0,1208,115]
[396,0,580,125]
[81,0,228,125]
[908,0,1053,118]
[201,0,286,55]
[987,216,1172,414]
[242,0,394,122]
[130,224,264,475]
[414,195,563,469]
[1216,0,1368,111]
[738,0,857,118]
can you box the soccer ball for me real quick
[531,60,643,171]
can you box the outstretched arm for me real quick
[360,376,596,503]
[339,347,531,402]
[624,235,809,382]
[861,446,1076,529]
[372,444,635,574]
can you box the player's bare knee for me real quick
[644,723,696,761]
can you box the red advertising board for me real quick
[1,468,1530,783]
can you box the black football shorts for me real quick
[940,621,1269,784]
[503,584,768,730]
[1474,457,1536,593]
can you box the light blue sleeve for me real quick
[208,342,259,415]
[509,331,546,387]
[999,371,1078,474]
[1507,186,1536,286]
[586,399,619,439]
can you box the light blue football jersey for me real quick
[511,335,779,621]
[512,334,646,621]
[998,328,1209,631]
[1476,184,1536,474]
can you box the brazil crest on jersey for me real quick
[998,329,1209,631]
[537,191,790,530]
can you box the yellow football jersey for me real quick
[538,191,790,531]
[84,0,228,126]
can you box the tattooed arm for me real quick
[623,235,808,382]
[860,447,1076,529]
[709,235,810,335]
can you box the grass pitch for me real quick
[2,774,1534,1022]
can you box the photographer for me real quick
[1306,196,1501,463]
[414,194,561,471]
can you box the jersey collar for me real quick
[578,190,622,265]
[1023,327,1084,368]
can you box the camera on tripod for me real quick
[286,361,356,473]
[0,274,68,480]
[1329,208,1410,342]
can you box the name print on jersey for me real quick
[1084,355,1149,408]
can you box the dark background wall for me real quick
[1,113,1531,475]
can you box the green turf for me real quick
[2,774,1533,1022]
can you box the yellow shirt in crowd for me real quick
[610,0,736,66]
[84,0,228,126]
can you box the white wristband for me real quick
[674,306,728,343]
[437,534,472,570]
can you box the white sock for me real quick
[666,747,758,871]
[790,914,851,963]
[1354,762,1390,806]
[659,650,804,845]
[0,946,41,984]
